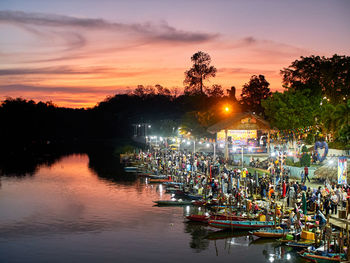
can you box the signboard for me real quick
[217,129,257,145]
[338,157,347,185]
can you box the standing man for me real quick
[304,165,310,183]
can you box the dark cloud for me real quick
[0,84,131,95]
[0,10,217,43]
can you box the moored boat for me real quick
[153,200,193,206]
[123,166,138,172]
[251,227,288,238]
[208,220,276,230]
[298,251,346,262]
[149,178,172,183]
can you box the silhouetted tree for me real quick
[184,51,217,95]
[281,54,350,103]
[240,75,271,114]
[205,84,224,98]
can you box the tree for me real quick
[205,84,224,98]
[281,54,350,103]
[240,75,271,114]
[261,90,319,131]
[184,51,217,95]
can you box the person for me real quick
[300,171,305,183]
[330,191,339,215]
[304,165,310,182]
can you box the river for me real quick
[0,153,305,263]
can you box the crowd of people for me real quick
[131,146,350,220]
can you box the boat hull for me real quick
[208,220,276,230]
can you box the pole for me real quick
[224,129,229,161]
[241,146,244,169]
[213,142,216,160]
[193,140,196,153]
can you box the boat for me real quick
[298,251,346,262]
[186,213,248,223]
[149,178,172,183]
[153,200,193,206]
[208,220,277,230]
[123,166,138,172]
[251,228,288,238]
[148,174,169,179]
[186,214,210,222]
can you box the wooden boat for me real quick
[148,174,168,179]
[186,214,247,223]
[251,228,288,238]
[149,178,172,183]
[208,220,276,230]
[153,200,193,206]
[298,251,346,262]
[123,166,138,172]
[186,214,210,222]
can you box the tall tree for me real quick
[240,75,271,114]
[262,90,319,131]
[184,51,217,95]
[281,54,350,103]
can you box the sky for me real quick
[0,0,349,108]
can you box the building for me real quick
[207,112,272,159]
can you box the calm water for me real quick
[0,154,305,263]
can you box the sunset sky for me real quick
[1,0,349,108]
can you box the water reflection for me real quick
[0,152,307,263]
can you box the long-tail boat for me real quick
[149,178,172,183]
[153,200,193,206]
[251,227,288,238]
[186,213,247,223]
[298,250,346,262]
[208,220,276,230]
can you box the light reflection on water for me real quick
[0,154,306,263]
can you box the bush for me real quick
[305,134,315,145]
[301,145,309,153]
[300,153,311,167]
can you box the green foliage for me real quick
[281,54,350,104]
[301,145,309,153]
[262,90,320,130]
[300,153,311,167]
[305,134,315,145]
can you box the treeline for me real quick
[0,53,349,151]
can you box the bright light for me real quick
[160,137,163,141]
[199,141,202,144]
[206,143,210,148]
[219,143,224,148]
[172,138,176,142]
[187,141,190,145]
[138,124,141,127]
[248,147,253,152]
[269,256,275,262]
[232,147,237,152]
[288,151,293,156]
[271,152,276,157]
[224,105,231,113]
[148,125,151,128]
[286,254,291,260]
[329,160,334,165]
